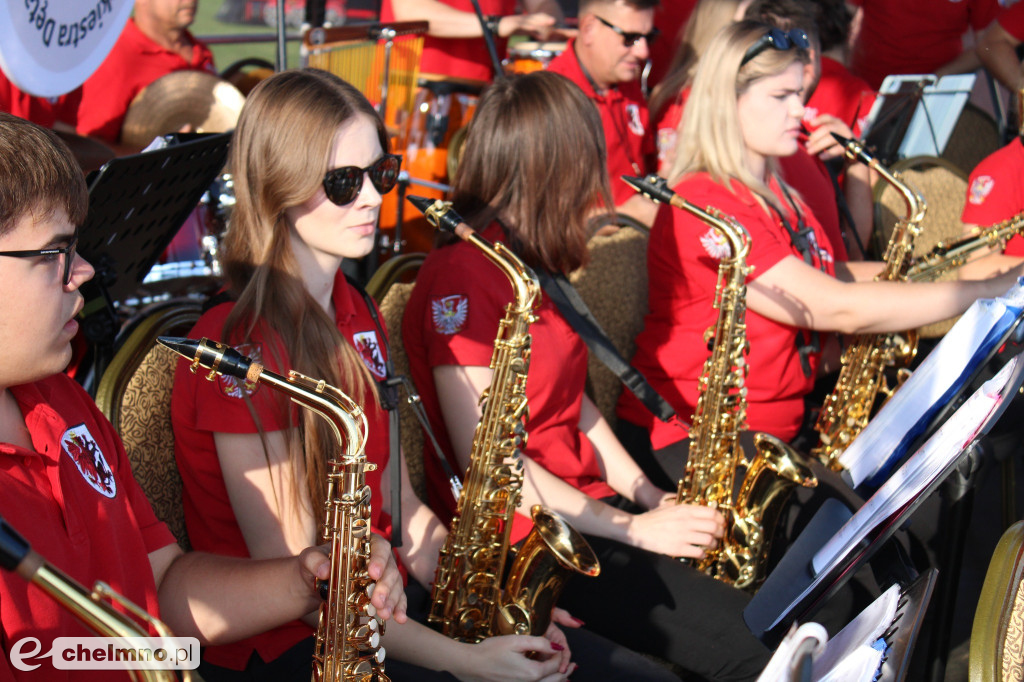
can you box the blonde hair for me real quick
[668,20,808,211]
[648,0,745,122]
[221,68,385,516]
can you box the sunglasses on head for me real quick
[740,27,810,67]
[322,154,402,206]
[595,15,660,48]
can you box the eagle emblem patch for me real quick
[218,343,260,398]
[968,175,994,205]
[62,424,116,498]
[431,295,469,335]
[699,227,731,260]
[625,103,645,136]
[353,331,387,378]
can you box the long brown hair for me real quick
[221,68,386,516]
[450,71,613,274]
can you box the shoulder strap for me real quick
[536,269,686,427]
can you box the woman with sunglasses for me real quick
[616,21,1024,484]
[170,68,623,682]
[403,70,775,682]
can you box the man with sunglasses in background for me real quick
[548,0,661,227]
[0,111,408,681]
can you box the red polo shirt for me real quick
[548,39,655,206]
[961,137,1024,256]
[0,374,175,682]
[0,69,81,129]
[617,174,836,447]
[804,57,877,139]
[779,145,848,263]
[76,18,215,144]
[380,0,514,82]
[402,222,616,540]
[997,1,1024,40]
[171,271,395,671]
[647,0,699,88]
[849,0,998,90]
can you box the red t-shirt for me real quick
[0,69,81,129]
[76,18,216,144]
[849,0,999,90]
[402,223,617,542]
[997,1,1024,41]
[548,39,655,206]
[646,0,699,89]
[961,137,1024,256]
[778,145,848,263]
[617,174,836,448]
[380,0,514,82]
[0,374,175,682]
[171,272,395,670]
[804,56,877,139]
[653,87,688,170]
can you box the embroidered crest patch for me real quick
[354,331,387,378]
[699,227,731,260]
[62,424,116,498]
[431,295,469,335]
[968,175,995,205]
[218,343,261,398]
[625,103,645,136]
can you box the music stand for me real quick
[745,323,1024,647]
[77,132,232,388]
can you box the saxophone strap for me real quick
[537,269,686,427]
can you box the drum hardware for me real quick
[380,170,452,255]
[503,41,566,75]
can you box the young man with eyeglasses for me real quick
[0,111,408,681]
[547,0,661,226]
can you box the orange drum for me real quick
[504,41,566,75]
[379,74,485,257]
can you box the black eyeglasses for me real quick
[740,27,810,66]
[595,15,660,48]
[322,154,402,206]
[0,234,78,286]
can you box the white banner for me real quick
[0,0,134,97]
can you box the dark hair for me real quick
[579,0,660,14]
[450,71,613,274]
[743,0,820,42]
[0,112,87,236]
[815,0,852,53]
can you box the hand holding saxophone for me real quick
[625,501,726,559]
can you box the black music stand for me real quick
[745,319,1024,649]
[77,132,232,390]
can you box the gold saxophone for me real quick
[812,135,927,471]
[0,516,192,682]
[158,336,388,682]
[906,210,1024,282]
[623,175,817,591]
[407,196,600,642]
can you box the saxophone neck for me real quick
[832,133,925,226]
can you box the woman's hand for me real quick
[804,114,854,161]
[455,635,576,682]
[543,620,573,673]
[626,501,726,559]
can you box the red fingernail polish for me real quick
[572,617,585,625]
[551,642,565,651]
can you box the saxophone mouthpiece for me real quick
[407,195,473,239]
[829,132,874,166]
[157,336,255,382]
[829,131,852,147]
[623,174,674,205]
[0,515,30,573]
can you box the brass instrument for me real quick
[407,196,599,642]
[812,135,926,471]
[907,211,1024,282]
[623,175,817,591]
[158,336,388,682]
[0,516,192,682]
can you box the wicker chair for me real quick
[969,520,1024,682]
[94,301,202,550]
[942,103,1001,177]
[873,155,968,338]
[569,227,650,429]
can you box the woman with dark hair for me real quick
[403,69,774,682]
[616,21,1023,484]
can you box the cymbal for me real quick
[121,70,245,150]
[53,128,115,174]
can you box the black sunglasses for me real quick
[322,154,402,206]
[741,27,810,66]
[0,234,78,286]
[595,15,660,48]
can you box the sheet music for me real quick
[900,74,976,157]
[840,280,1024,488]
[812,583,900,676]
[813,355,1020,576]
[755,622,828,682]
